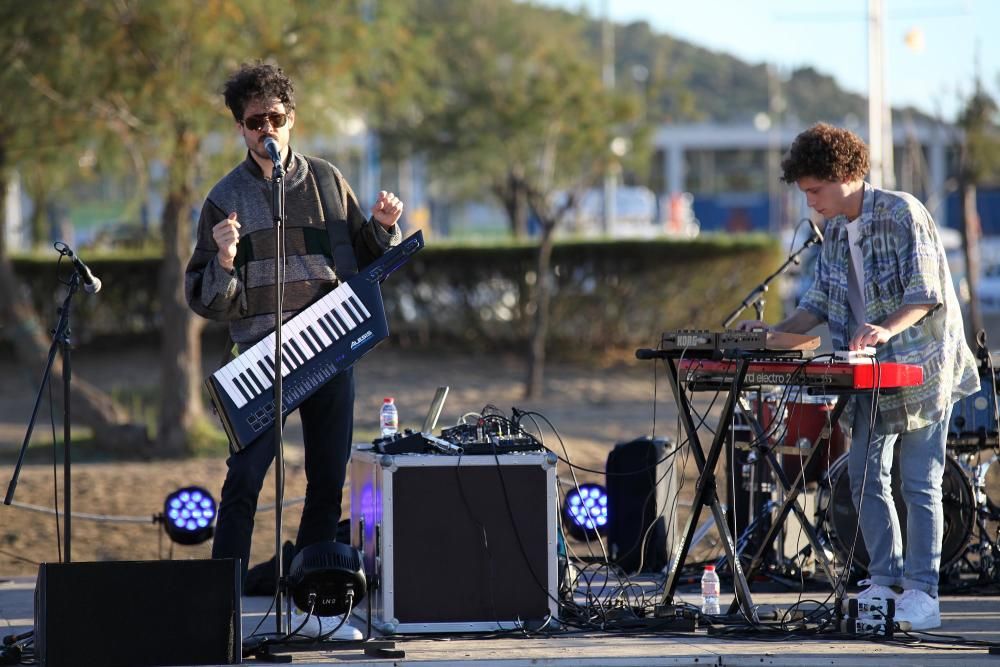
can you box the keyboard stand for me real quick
[656,352,760,622]
[724,395,846,615]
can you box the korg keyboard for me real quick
[207,231,424,452]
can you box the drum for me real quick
[948,376,999,452]
[780,393,846,485]
[816,451,975,572]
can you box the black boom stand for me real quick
[5,243,97,563]
[722,221,822,328]
[269,154,289,636]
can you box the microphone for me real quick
[61,245,102,294]
[635,348,664,360]
[263,136,282,166]
[807,219,824,244]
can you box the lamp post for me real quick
[868,0,895,189]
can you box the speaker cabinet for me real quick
[605,436,678,573]
[351,449,558,633]
[35,559,241,667]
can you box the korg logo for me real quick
[350,330,373,350]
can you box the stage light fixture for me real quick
[162,486,216,546]
[288,540,367,617]
[563,483,609,539]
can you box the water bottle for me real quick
[380,397,398,437]
[701,564,721,615]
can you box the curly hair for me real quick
[780,123,870,183]
[222,62,296,122]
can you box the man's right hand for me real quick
[213,212,240,272]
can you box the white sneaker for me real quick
[290,609,362,641]
[853,579,897,619]
[895,589,941,631]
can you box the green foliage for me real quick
[958,84,1000,185]
[378,0,641,219]
[10,236,785,356]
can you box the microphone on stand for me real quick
[806,219,824,244]
[263,136,283,176]
[55,243,102,294]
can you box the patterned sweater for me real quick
[185,151,400,346]
[799,182,979,432]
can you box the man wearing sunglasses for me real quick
[185,62,403,640]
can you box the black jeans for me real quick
[211,368,355,584]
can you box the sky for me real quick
[540,0,998,122]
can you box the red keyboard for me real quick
[678,358,924,390]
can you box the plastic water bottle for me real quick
[380,397,398,437]
[701,564,721,615]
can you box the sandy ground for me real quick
[0,342,688,575]
[1,339,997,585]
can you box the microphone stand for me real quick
[5,246,87,563]
[721,232,821,329]
[269,156,288,635]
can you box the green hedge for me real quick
[10,235,786,355]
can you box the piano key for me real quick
[346,295,368,321]
[216,365,246,408]
[347,288,371,318]
[231,374,254,403]
[330,307,352,333]
[341,297,363,323]
[289,338,312,362]
[306,321,331,347]
[239,370,263,396]
[281,342,302,368]
[317,316,338,341]
[323,312,345,336]
[301,327,322,355]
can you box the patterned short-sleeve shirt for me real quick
[798,183,979,433]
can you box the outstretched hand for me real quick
[371,190,404,228]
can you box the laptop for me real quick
[421,386,449,434]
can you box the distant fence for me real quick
[10,236,785,356]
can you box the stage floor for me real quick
[3,575,1000,666]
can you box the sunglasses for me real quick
[242,112,288,132]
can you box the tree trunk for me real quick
[155,128,205,457]
[494,169,530,240]
[524,222,556,399]
[0,172,148,451]
[959,176,984,342]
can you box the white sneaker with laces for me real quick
[290,609,363,641]
[894,589,941,631]
[853,578,897,619]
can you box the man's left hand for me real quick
[371,190,404,228]
[849,322,892,350]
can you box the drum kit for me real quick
[730,379,1000,590]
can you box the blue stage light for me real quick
[162,486,216,546]
[562,483,609,539]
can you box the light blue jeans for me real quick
[847,396,952,596]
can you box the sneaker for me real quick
[852,578,897,619]
[290,609,363,641]
[895,589,941,631]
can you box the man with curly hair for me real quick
[186,62,403,640]
[741,123,979,630]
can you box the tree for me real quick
[379,0,643,397]
[956,79,1000,342]
[1,1,398,455]
[0,5,150,450]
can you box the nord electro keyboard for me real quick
[678,358,923,391]
[207,231,424,452]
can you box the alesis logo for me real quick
[350,330,374,350]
